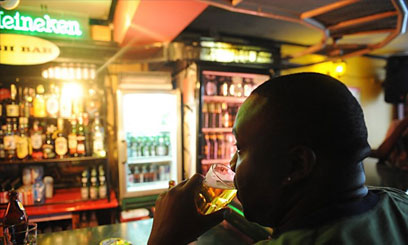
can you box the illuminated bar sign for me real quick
[0,33,60,65]
[200,41,274,64]
[0,9,88,39]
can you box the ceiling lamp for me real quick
[201,0,407,61]
[0,0,20,10]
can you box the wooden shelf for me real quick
[0,188,118,218]
[0,156,107,165]
[202,128,232,133]
[203,96,246,104]
[201,159,231,165]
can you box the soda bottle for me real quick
[3,190,29,244]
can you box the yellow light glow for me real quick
[54,67,61,79]
[335,64,344,73]
[48,67,55,79]
[42,70,49,79]
[62,83,84,100]
[333,61,346,77]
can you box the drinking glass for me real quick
[3,223,37,245]
[195,163,237,215]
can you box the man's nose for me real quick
[230,152,238,172]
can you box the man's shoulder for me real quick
[368,186,408,204]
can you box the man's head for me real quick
[232,72,370,227]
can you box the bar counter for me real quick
[37,218,251,245]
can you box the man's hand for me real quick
[148,174,229,245]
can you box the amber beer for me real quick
[196,164,237,216]
[196,180,236,215]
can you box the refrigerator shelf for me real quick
[203,96,246,104]
[201,159,231,165]
[202,127,233,133]
[127,180,169,192]
[127,156,172,165]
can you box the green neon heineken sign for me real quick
[0,10,88,39]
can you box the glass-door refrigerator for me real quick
[117,74,182,209]
[198,69,270,175]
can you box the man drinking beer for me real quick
[148,73,408,244]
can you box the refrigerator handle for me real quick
[121,140,128,165]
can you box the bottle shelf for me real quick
[202,127,233,133]
[201,159,231,165]
[0,156,107,165]
[0,188,118,218]
[127,156,172,165]
[203,96,246,104]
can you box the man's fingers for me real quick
[200,208,230,229]
[183,173,204,194]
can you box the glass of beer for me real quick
[195,163,237,215]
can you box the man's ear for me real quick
[282,146,316,185]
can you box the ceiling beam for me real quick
[300,0,358,19]
[328,11,398,31]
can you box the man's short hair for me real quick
[251,72,371,163]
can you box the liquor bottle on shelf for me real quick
[209,133,217,159]
[143,165,150,182]
[33,177,45,204]
[202,102,209,128]
[92,112,105,157]
[55,118,68,158]
[208,103,214,128]
[155,135,167,156]
[98,165,107,199]
[149,136,156,157]
[89,168,98,200]
[3,190,29,245]
[133,166,140,183]
[43,125,56,159]
[228,106,237,128]
[0,126,5,159]
[215,103,222,128]
[221,103,229,128]
[30,120,43,159]
[204,133,210,160]
[218,76,229,97]
[140,165,146,183]
[164,133,170,156]
[68,119,78,157]
[28,88,36,117]
[217,133,225,159]
[204,74,217,96]
[18,86,24,117]
[76,115,86,157]
[128,166,134,184]
[128,136,136,157]
[81,170,89,200]
[83,113,92,156]
[6,84,19,118]
[243,78,254,97]
[22,87,31,118]
[33,84,47,118]
[142,137,150,157]
[4,118,16,160]
[16,117,29,160]
[46,84,60,118]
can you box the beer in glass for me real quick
[195,163,236,215]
